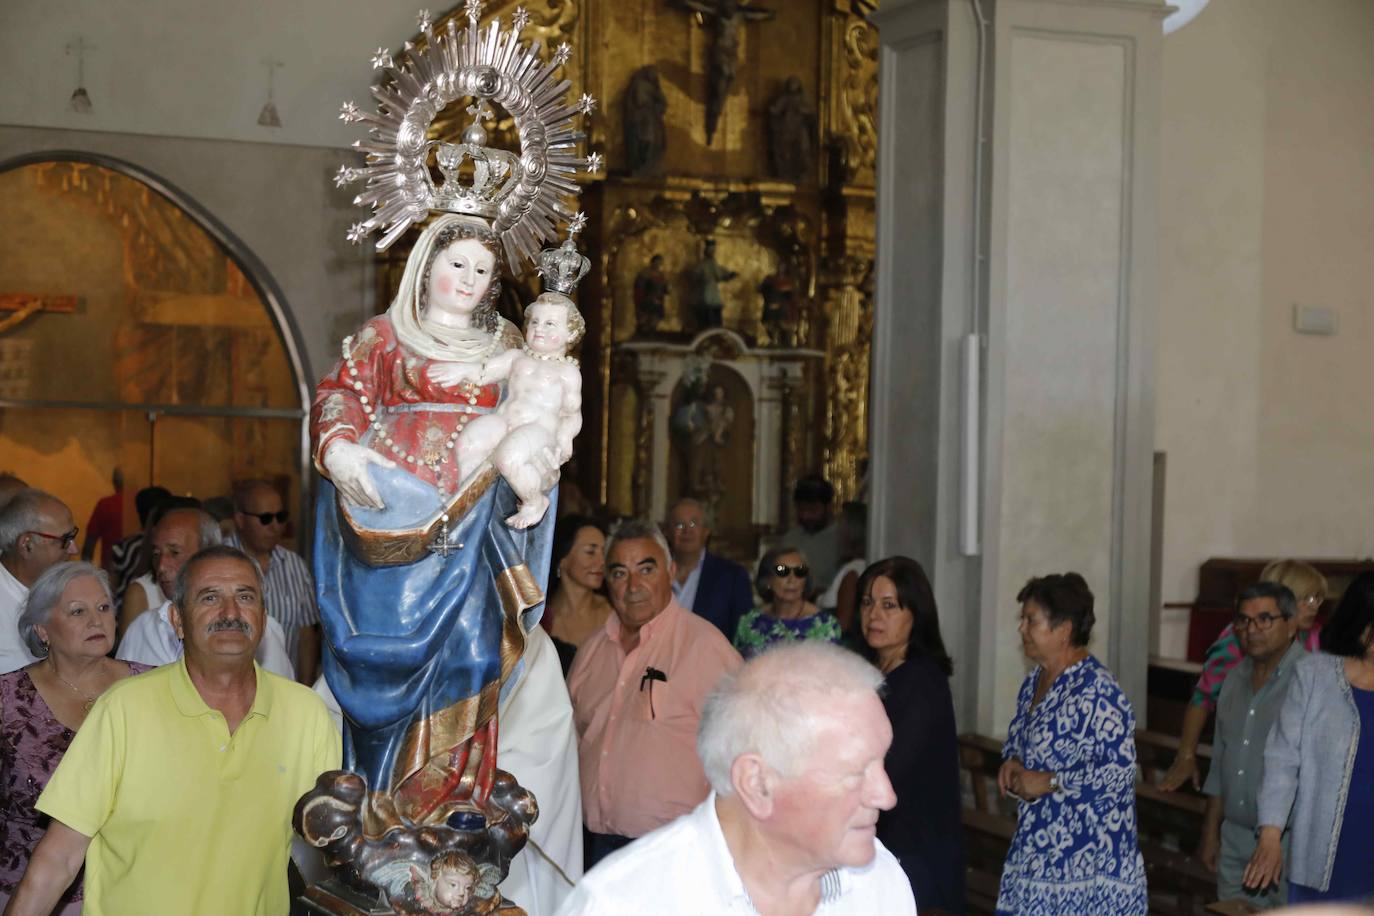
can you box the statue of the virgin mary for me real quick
[295,7,600,913]
[311,210,547,834]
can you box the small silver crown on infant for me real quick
[537,215,591,296]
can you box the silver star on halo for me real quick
[416,8,432,30]
[334,165,358,188]
[553,42,573,66]
[370,47,393,70]
[346,222,368,244]
[577,93,597,115]
[568,212,588,237]
[463,0,483,22]
[584,152,603,174]
[511,6,530,31]
[339,101,361,122]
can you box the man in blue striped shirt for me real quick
[228,479,320,684]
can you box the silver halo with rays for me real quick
[336,4,600,267]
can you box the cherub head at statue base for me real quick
[294,770,538,916]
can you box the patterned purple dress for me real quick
[0,663,151,903]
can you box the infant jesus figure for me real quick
[433,292,584,529]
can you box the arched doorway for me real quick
[0,153,312,553]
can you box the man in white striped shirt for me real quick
[228,479,320,684]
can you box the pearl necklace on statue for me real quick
[340,333,476,471]
[521,345,578,366]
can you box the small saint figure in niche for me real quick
[431,293,585,529]
[633,253,670,334]
[687,238,738,330]
[624,65,668,176]
[672,381,735,519]
[766,76,817,183]
[669,0,776,145]
[759,267,797,347]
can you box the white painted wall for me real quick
[1156,0,1374,608]
[0,0,422,150]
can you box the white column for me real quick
[871,0,1164,735]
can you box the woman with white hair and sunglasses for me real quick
[0,562,149,912]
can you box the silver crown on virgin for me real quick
[334,2,603,267]
[538,213,591,296]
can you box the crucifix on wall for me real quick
[667,0,776,145]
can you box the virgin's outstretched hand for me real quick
[324,440,397,509]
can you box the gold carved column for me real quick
[817,0,878,505]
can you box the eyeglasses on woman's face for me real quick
[773,563,809,579]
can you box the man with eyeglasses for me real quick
[0,488,78,673]
[227,479,320,684]
[1198,581,1306,909]
[665,498,752,640]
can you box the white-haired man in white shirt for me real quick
[558,641,916,915]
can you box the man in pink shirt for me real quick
[567,519,742,868]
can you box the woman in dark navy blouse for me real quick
[858,556,965,914]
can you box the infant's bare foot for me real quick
[506,496,549,529]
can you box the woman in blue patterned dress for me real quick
[732,545,841,659]
[996,572,1147,915]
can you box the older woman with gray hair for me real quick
[0,562,149,911]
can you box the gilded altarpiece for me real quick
[386,0,878,557]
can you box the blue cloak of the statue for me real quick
[313,465,555,820]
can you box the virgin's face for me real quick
[561,526,605,591]
[427,238,495,320]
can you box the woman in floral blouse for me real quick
[732,545,841,659]
[1,562,149,913]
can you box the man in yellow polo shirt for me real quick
[4,544,339,916]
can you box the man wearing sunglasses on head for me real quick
[1197,581,1305,910]
[227,480,321,685]
[0,489,78,674]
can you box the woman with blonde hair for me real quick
[1162,559,1328,791]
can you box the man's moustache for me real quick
[206,618,253,635]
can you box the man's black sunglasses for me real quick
[240,509,288,525]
